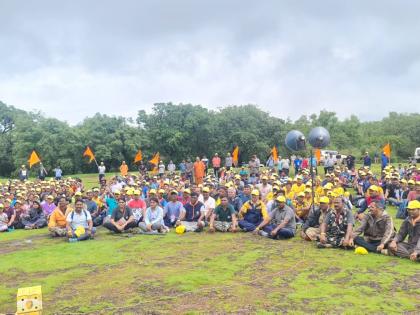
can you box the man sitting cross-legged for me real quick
[209,196,238,233]
[103,198,137,233]
[301,196,332,241]
[253,196,296,239]
[351,202,394,253]
[66,199,95,242]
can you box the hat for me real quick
[368,185,379,192]
[74,226,86,238]
[175,225,186,234]
[0,204,4,209]
[276,196,286,203]
[149,189,157,194]
[273,185,280,191]
[323,183,333,190]
[355,247,368,255]
[304,188,312,193]
[47,195,54,200]
[319,196,330,204]
[407,200,420,210]
[133,190,141,195]
[170,190,178,195]
[75,192,82,196]
[183,189,191,194]
[114,190,121,195]
[261,175,268,180]
[297,192,305,197]
[408,180,415,185]
[251,189,260,196]
[202,187,210,193]
[296,175,303,180]
[158,189,165,194]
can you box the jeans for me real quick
[238,220,260,232]
[103,221,137,233]
[263,224,295,239]
[354,236,381,252]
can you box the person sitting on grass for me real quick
[163,191,185,228]
[356,185,385,220]
[238,189,269,232]
[301,196,331,241]
[48,196,71,237]
[387,200,420,262]
[318,197,355,249]
[351,202,394,253]
[0,203,9,232]
[21,200,47,230]
[66,199,95,242]
[180,192,205,232]
[208,196,238,233]
[139,197,168,233]
[253,196,296,239]
[103,198,137,233]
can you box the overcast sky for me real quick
[1,0,419,124]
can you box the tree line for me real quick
[0,101,419,177]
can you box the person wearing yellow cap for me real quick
[41,195,57,218]
[127,190,147,224]
[256,175,272,202]
[318,197,355,248]
[238,189,269,232]
[291,176,305,198]
[351,202,395,253]
[388,200,420,261]
[301,196,332,241]
[407,181,420,202]
[356,185,386,221]
[253,195,296,239]
[293,192,311,222]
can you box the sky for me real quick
[1,0,419,124]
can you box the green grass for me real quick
[1,167,419,314]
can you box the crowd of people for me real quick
[1,152,419,262]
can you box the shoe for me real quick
[68,238,78,243]
[259,231,269,237]
[194,226,203,233]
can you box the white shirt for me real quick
[98,166,106,175]
[199,196,216,216]
[67,210,92,229]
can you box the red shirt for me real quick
[128,199,146,210]
[212,156,221,168]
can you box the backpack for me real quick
[70,210,88,221]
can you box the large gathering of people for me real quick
[1,152,419,262]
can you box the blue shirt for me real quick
[105,197,118,216]
[164,201,185,220]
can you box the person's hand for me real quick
[87,229,92,236]
[388,241,397,251]
[230,226,237,233]
[208,226,215,233]
[146,224,152,232]
[271,229,278,237]
[252,228,260,235]
[348,238,354,247]
[409,252,418,261]
[300,231,307,239]
[377,244,385,252]
[319,234,327,244]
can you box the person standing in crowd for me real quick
[294,156,302,175]
[212,153,221,179]
[225,152,233,171]
[120,161,129,177]
[201,155,209,175]
[167,160,176,175]
[38,163,48,180]
[363,152,372,167]
[98,162,106,182]
[18,165,29,181]
[53,166,62,180]
[381,152,389,171]
[193,157,205,184]
[185,158,194,182]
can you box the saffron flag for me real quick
[83,146,96,163]
[232,146,239,166]
[28,150,41,168]
[134,149,143,163]
[315,148,321,162]
[149,152,160,166]
[383,143,391,159]
[271,146,278,162]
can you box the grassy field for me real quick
[1,166,419,314]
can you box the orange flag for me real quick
[315,149,321,162]
[271,146,278,162]
[149,152,160,166]
[134,149,143,163]
[28,150,41,168]
[383,143,391,159]
[83,146,96,163]
[232,146,239,166]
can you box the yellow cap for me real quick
[304,188,312,193]
[355,247,368,255]
[0,204,4,208]
[75,192,82,196]
[202,187,210,193]
[297,192,305,197]
[183,189,191,194]
[47,195,54,200]
[319,196,330,204]
[368,185,379,192]
[323,183,333,190]
[251,189,260,196]
[114,190,121,194]
[134,190,141,195]
[407,200,420,210]
[276,196,286,203]
[149,189,157,194]
[158,189,165,194]
[408,180,415,185]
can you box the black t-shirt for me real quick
[111,207,133,222]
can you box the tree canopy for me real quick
[0,100,418,176]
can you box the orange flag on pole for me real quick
[383,143,391,159]
[134,149,143,163]
[271,146,278,163]
[83,146,96,163]
[149,152,160,166]
[315,148,321,162]
[232,146,239,166]
[28,150,41,168]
